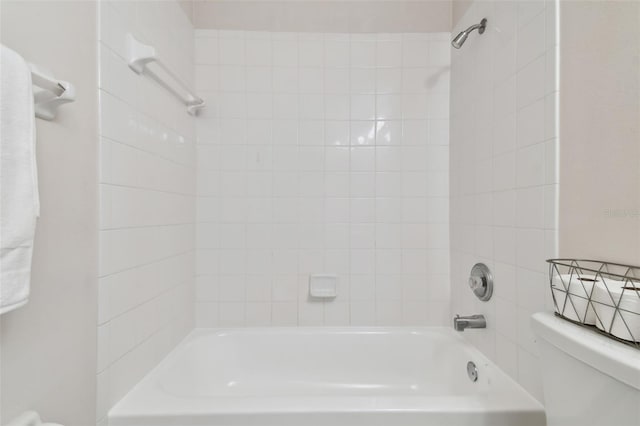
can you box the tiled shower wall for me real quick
[450,0,558,402]
[97,1,196,422]
[195,30,451,326]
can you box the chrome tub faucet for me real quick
[453,314,486,331]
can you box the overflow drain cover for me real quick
[467,361,478,382]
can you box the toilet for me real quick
[532,312,640,426]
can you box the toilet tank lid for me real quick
[531,312,640,391]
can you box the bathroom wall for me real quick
[194,30,451,326]
[0,1,99,424]
[191,0,451,33]
[451,0,473,27]
[179,0,194,22]
[97,1,196,422]
[558,0,640,266]
[449,0,558,402]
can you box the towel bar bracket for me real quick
[30,64,76,121]
[126,34,205,116]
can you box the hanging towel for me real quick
[0,44,40,315]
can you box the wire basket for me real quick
[548,259,640,349]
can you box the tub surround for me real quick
[194,30,451,327]
[97,0,197,422]
[449,0,559,402]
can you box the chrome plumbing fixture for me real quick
[453,314,487,331]
[467,361,479,382]
[469,263,493,302]
[451,18,487,49]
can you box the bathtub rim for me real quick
[108,326,545,422]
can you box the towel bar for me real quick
[126,34,205,116]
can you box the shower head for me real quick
[451,18,487,49]
[451,31,470,49]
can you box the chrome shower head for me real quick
[451,31,470,49]
[452,18,487,49]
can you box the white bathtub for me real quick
[109,328,545,426]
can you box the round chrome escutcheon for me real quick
[468,263,493,302]
[467,361,478,382]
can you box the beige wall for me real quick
[451,0,472,27]
[192,0,452,32]
[558,0,640,266]
[0,1,99,425]
[179,0,194,22]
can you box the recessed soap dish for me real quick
[309,274,338,299]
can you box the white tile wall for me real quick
[195,30,451,327]
[449,0,558,403]
[97,0,196,422]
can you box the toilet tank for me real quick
[532,312,640,426]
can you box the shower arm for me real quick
[464,19,487,35]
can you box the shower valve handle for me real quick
[468,275,484,291]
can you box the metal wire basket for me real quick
[548,259,640,349]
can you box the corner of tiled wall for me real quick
[96,1,197,423]
[449,0,558,403]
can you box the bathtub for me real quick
[109,328,545,426]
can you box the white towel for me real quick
[0,44,40,315]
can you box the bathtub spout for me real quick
[453,314,486,331]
